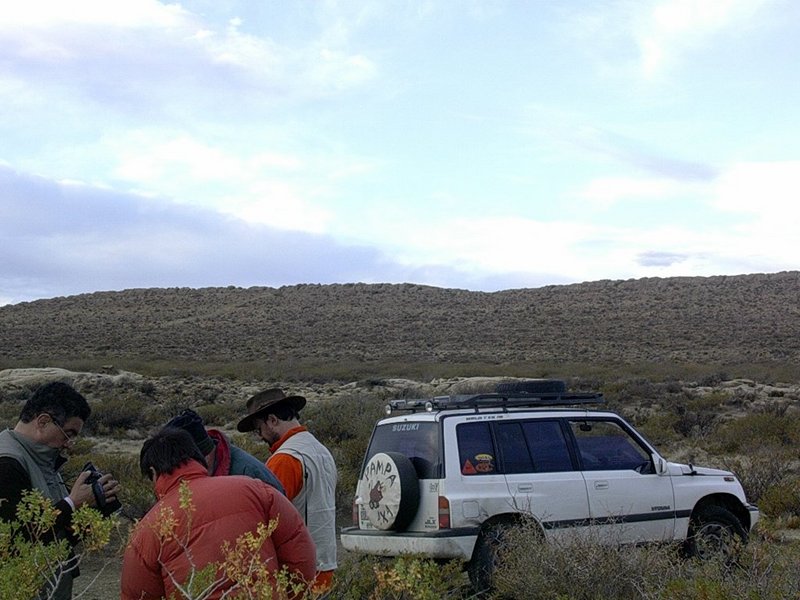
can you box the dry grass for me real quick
[493,522,800,599]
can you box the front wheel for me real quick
[684,505,747,561]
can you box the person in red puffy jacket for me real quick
[120,427,316,600]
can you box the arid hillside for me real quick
[1,272,799,375]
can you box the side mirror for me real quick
[653,454,668,475]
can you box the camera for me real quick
[82,462,122,516]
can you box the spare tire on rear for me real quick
[495,379,566,394]
[357,451,420,531]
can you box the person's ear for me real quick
[149,467,157,481]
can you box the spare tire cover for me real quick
[495,379,566,394]
[357,451,420,531]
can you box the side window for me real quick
[494,422,533,474]
[457,422,497,476]
[570,419,650,471]
[521,420,574,472]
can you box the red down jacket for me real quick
[121,460,316,600]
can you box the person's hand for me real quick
[68,470,96,508]
[98,472,122,505]
[68,471,122,508]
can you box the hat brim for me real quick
[236,395,306,432]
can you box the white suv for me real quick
[340,380,760,590]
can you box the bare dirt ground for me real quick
[76,549,126,600]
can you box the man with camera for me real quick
[0,381,121,600]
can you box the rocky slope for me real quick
[1,272,799,369]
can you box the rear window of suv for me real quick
[365,422,441,479]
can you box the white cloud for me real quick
[710,161,800,266]
[580,176,683,208]
[636,0,767,77]
[0,0,187,29]
[110,132,335,232]
[0,0,376,109]
[235,181,334,233]
[713,161,800,218]
[384,215,600,278]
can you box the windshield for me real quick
[365,421,441,479]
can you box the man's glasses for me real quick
[46,414,78,446]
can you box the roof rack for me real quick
[385,391,604,414]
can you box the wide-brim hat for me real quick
[236,387,306,432]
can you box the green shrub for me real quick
[0,400,21,429]
[721,450,797,504]
[655,537,800,600]
[672,401,719,438]
[758,477,800,519]
[493,522,679,599]
[143,395,205,430]
[193,403,240,427]
[714,413,800,453]
[88,395,150,435]
[229,432,270,463]
[330,554,468,600]
[0,489,115,600]
[492,521,800,600]
[637,412,682,447]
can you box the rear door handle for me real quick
[517,484,533,492]
[594,481,609,490]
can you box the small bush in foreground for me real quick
[0,489,115,600]
[490,521,800,600]
[493,524,675,599]
[330,554,469,600]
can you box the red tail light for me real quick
[438,496,450,529]
[352,499,359,526]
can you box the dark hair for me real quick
[19,381,91,425]
[139,427,207,479]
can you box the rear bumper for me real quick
[340,526,479,560]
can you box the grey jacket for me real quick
[0,428,77,600]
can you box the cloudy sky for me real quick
[2,0,799,305]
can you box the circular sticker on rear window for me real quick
[474,453,494,473]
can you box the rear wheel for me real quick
[684,505,747,561]
[467,522,517,593]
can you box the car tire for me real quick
[467,522,514,593]
[495,379,567,394]
[684,505,747,561]
[357,451,420,531]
